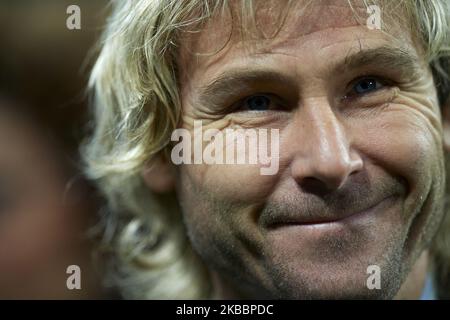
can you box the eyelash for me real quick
[231,93,286,113]
[344,76,391,99]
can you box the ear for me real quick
[141,153,176,194]
[443,97,450,152]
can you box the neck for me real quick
[394,250,429,300]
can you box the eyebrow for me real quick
[196,46,422,109]
[338,45,422,77]
[197,69,297,109]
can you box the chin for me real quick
[258,231,408,299]
[262,260,404,299]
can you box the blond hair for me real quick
[83,0,450,299]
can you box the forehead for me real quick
[177,0,417,86]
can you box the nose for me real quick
[290,98,363,193]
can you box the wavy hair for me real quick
[83,0,450,299]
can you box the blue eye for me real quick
[244,95,272,111]
[353,78,383,94]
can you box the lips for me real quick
[262,194,396,229]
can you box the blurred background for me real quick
[0,0,111,299]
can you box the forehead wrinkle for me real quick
[181,27,416,93]
[177,1,368,81]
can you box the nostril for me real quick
[298,176,337,196]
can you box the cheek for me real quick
[175,115,279,260]
[180,163,278,204]
[177,163,260,241]
[353,103,445,206]
[177,115,283,204]
[178,165,267,284]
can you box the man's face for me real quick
[174,0,446,298]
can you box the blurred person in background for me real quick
[0,96,103,299]
[0,0,111,299]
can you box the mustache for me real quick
[259,174,407,227]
